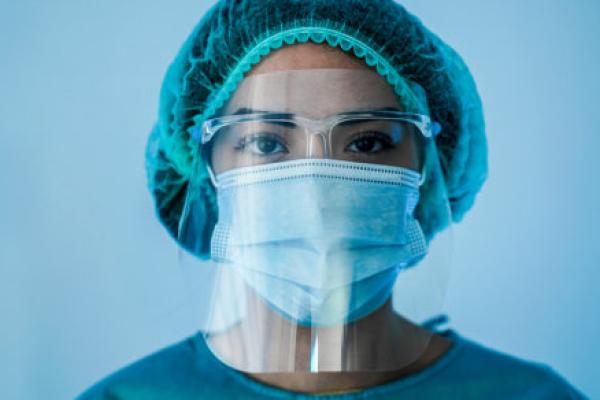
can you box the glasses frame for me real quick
[199,110,441,147]
[195,110,441,185]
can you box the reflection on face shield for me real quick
[178,69,451,372]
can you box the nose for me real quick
[307,132,328,159]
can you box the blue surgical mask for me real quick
[211,159,427,327]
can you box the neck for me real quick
[205,294,453,393]
[247,331,452,394]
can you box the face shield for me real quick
[178,69,453,373]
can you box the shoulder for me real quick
[439,330,586,399]
[76,333,222,400]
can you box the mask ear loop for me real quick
[207,161,219,189]
[418,167,427,187]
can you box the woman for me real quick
[80,0,585,398]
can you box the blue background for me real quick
[1,1,598,398]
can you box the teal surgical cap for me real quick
[145,0,487,258]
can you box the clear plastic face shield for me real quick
[178,69,453,373]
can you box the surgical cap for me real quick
[145,0,487,258]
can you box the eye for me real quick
[345,132,394,154]
[238,133,288,156]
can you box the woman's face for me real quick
[208,43,423,175]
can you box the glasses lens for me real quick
[208,117,424,173]
[208,119,308,173]
[330,119,422,169]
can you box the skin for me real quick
[208,43,453,394]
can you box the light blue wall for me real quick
[1,1,597,398]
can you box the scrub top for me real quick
[77,329,585,399]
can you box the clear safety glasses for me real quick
[199,110,441,175]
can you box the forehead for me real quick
[247,42,369,74]
[221,68,404,119]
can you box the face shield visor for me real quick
[178,68,453,373]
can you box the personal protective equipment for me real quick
[177,68,453,373]
[199,111,439,180]
[145,0,488,258]
[209,158,426,327]
[195,68,439,180]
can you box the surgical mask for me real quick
[211,158,427,326]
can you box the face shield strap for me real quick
[206,156,219,188]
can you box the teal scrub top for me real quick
[77,329,585,399]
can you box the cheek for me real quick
[410,135,425,172]
[208,140,235,175]
[397,134,422,172]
